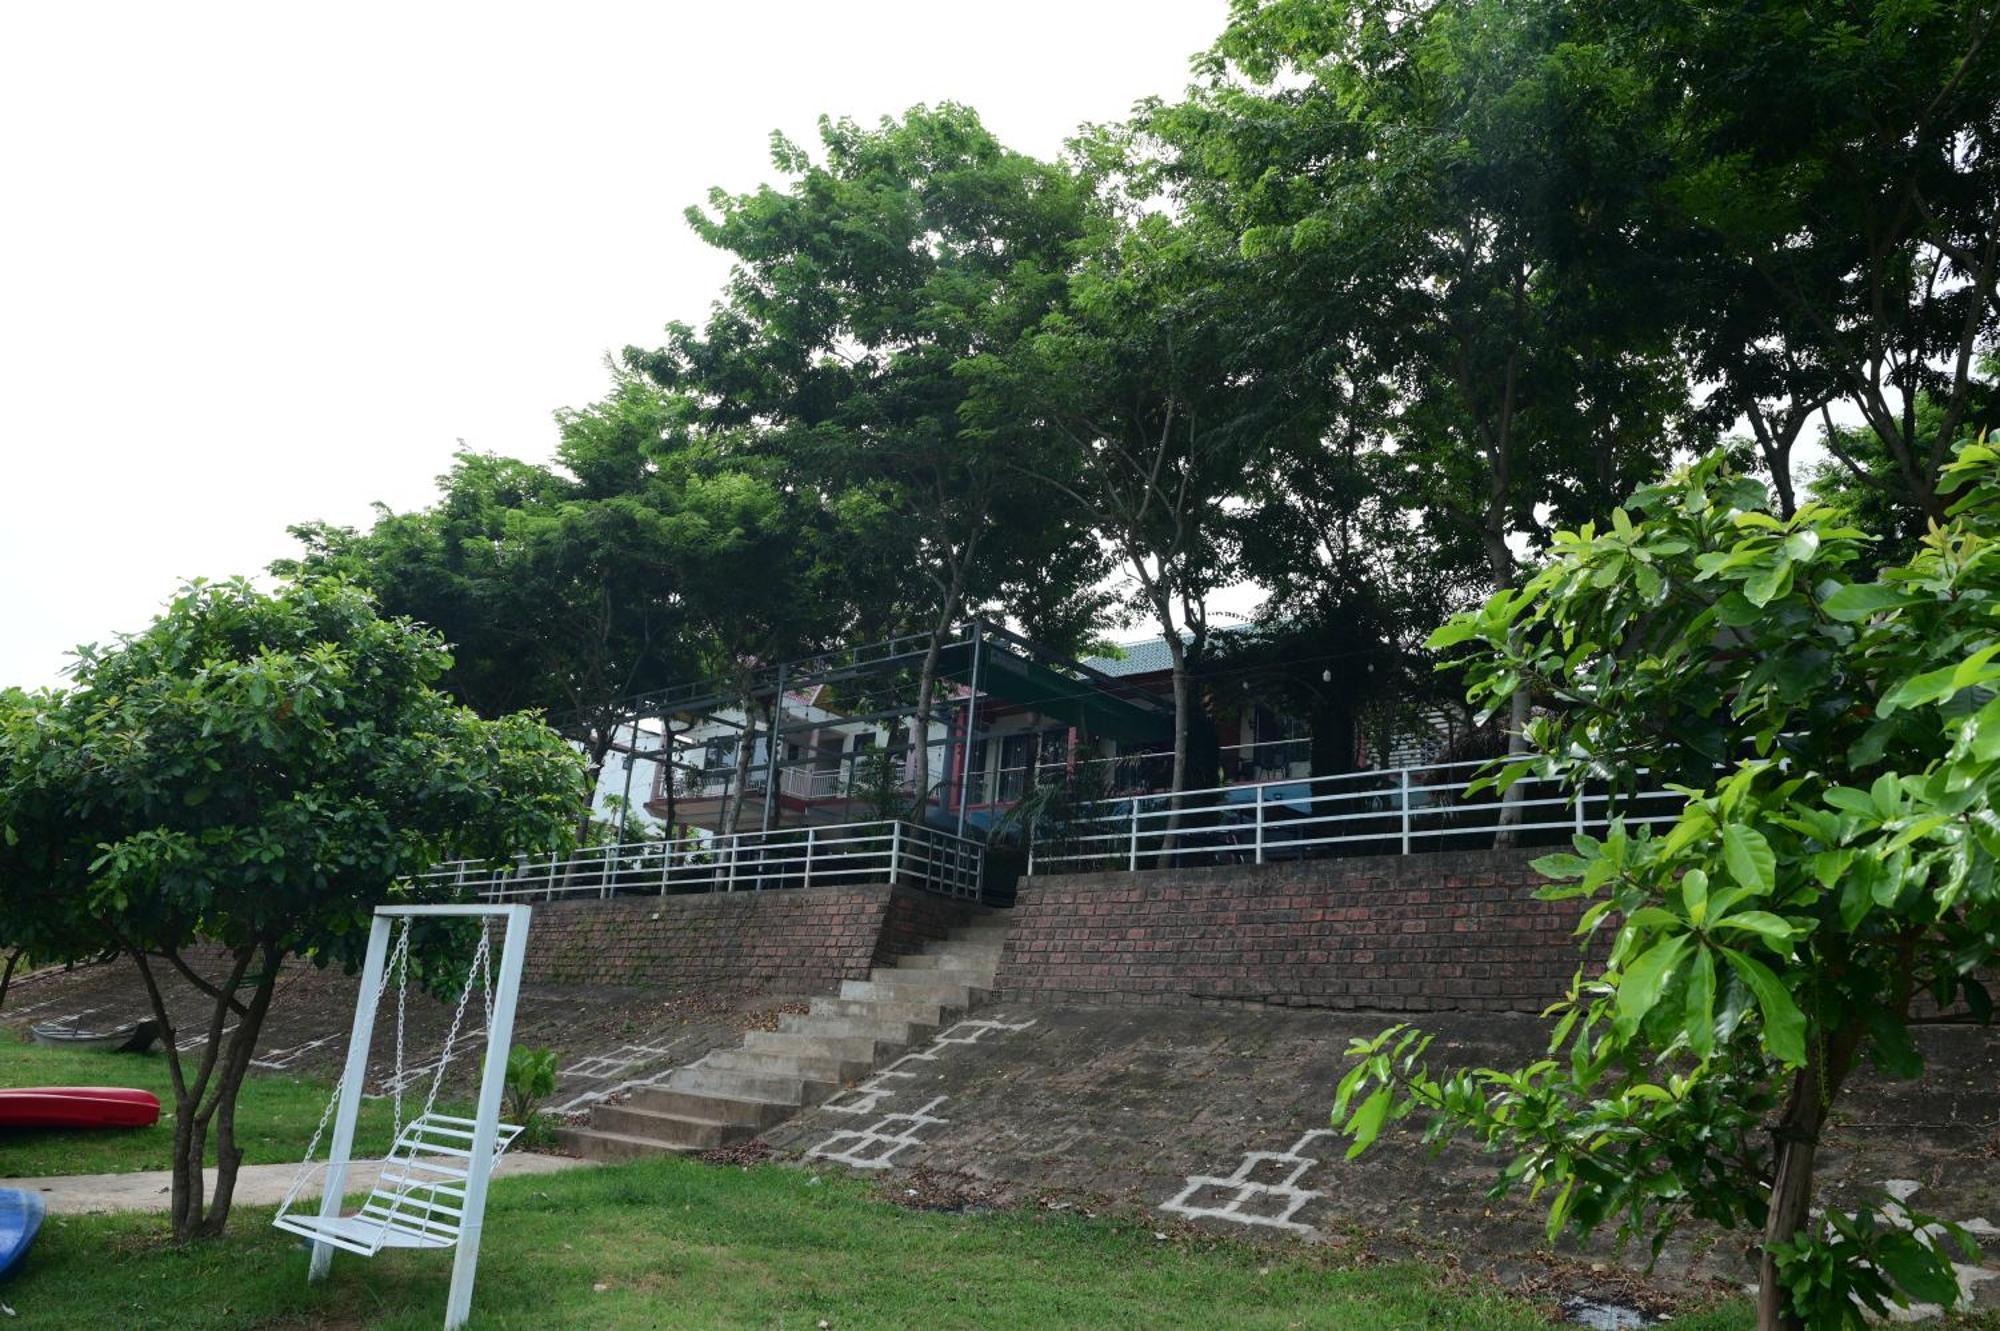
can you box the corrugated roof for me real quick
[1080,636,1181,678]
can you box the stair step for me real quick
[702,1047,872,1084]
[554,1126,687,1162]
[895,952,1000,973]
[808,995,961,1026]
[777,1013,933,1044]
[664,1064,835,1105]
[841,977,990,1006]
[622,1085,795,1127]
[590,1103,757,1149]
[742,1030,902,1063]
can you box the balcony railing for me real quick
[421,819,985,902]
[1025,757,1685,874]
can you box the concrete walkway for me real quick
[0,1152,589,1215]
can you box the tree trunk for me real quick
[1483,527,1530,848]
[576,723,616,843]
[1309,694,1356,779]
[193,959,280,1237]
[1754,1022,1862,1331]
[661,717,681,841]
[1157,625,1192,867]
[909,633,944,827]
[725,702,758,836]
[0,949,19,1013]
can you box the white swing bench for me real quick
[274,1112,525,1255]
[272,904,532,1329]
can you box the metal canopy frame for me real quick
[559,621,1173,838]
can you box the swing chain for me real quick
[392,919,411,1146]
[275,919,414,1220]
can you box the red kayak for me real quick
[0,1087,161,1130]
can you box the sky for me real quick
[0,1,1230,688]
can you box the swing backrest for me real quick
[352,1112,525,1250]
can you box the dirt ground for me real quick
[758,1002,2000,1319]
[0,951,805,1116]
[7,951,1997,1319]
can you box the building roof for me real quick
[1080,638,1176,678]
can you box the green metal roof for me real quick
[936,639,1172,746]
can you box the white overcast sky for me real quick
[0,1,1228,688]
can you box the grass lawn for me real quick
[0,1032,410,1177]
[0,1153,1767,1330]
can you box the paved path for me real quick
[0,1152,589,1215]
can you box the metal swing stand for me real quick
[302,904,531,1331]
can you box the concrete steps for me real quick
[557,912,1009,1163]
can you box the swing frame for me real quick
[305,903,531,1331]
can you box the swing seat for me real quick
[274,1113,523,1257]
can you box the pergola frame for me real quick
[560,620,1172,839]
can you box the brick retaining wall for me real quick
[995,850,1584,1013]
[524,883,975,991]
[874,889,988,965]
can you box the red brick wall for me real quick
[996,850,1585,1013]
[520,884,984,991]
[525,885,896,990]
[874,890,989,965]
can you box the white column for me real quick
[308,914,393,1282]
[443,904,531,1331]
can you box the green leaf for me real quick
[1874,1230,1963,1306]
[1685,946,1716,1060]
[1743,558,1793,607]
[1820,582,1913,621]
[1681,868,1709,925]
[1345,1087,1392,1159]
[1952,641,2000,692]
[1722,824,1776,894]
[1721,949,1807,1065]
[1531,852,1590,880]
[1616,934,1690,1037]
[1712,910,1796,952]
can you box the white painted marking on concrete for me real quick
[1160,1129,1338,1235]
[250,1034,340,1071]
[819,1017,1036,1116]
[807,1096,950,1170]
[174,1021,237,1053]
[548,1033,711,1116]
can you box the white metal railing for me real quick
[1025,756,1685,874]
[959,735,1315,808]
[422,820,984,902]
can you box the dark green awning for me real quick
[935,640,1172,746]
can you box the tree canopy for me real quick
[1339,437,2000,1328]
[0,579,583,1240]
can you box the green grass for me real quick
[0,1154,1765,1330]
[0,1033,410,1177]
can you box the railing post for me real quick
[804,826,816,889]
[1254,784,1265,865]
[725,835,737,893]
[546,850,558,902]
[660,842,671,897]
[1399,768,1412,856]
[1575,781,1587,836]
[890,821,903,886]
[1129,800,1140,872]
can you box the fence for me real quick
[423,820,985,903]
[1025,757,1686,874]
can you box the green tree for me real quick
[1591,0,2000,523]
[965,198,1260,804]
[1158,0,1694,829]
[628,105,1108,817]
[0,579,583,1240]
[1336,441,2000,1329]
